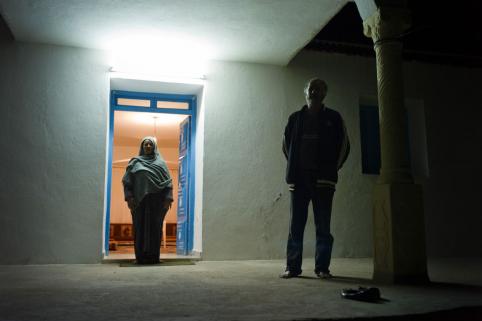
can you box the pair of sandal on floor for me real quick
[341,286,381,302]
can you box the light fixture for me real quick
[109,70,205,85]
[107,33,210,81]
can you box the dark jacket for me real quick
[283,105,350,185]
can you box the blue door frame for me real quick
[105,90,197,255]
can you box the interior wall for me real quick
[110,166,131,224]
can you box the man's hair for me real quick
[304,78,328,95]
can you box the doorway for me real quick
[104,90,197,259]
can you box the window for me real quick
[359,105,381,174]
[117,98,150,107]
[156,101,189,110]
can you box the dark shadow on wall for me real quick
[0,13,14,42]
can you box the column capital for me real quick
[363,7,411,43]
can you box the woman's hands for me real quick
[126,197,136,210]
[163,199,173,211]
[126,196,172,211]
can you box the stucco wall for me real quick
[201,51,482,259]
[1,41,481,264]
[201,53,378,260]
[0,42,109,264]
[202,61,290,259]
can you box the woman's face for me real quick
[142,139,154,155]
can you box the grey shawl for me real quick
[122,136,172,206]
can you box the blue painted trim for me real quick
[105,90,197,256]
[187,97,197,252]
[113,90,195,104]
[114,105,191,115]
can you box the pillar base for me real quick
[372,183,429,284]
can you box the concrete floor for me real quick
[1,258,482,321]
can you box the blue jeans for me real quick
[286,175,335,274]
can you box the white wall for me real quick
[1,41,481,264]
[0,42,109,264]
[201,56,376,259]
[201,51,482,259]
[193,87,205,254]
[201,61,289,259]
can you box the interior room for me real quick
[108,110,187,258]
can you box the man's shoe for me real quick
[279,270,301,279]
[316,271,333,279]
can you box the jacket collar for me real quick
[301,104,326,113]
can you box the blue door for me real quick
[177,117,190,255]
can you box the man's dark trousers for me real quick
[286,172,335,274]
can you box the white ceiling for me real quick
[0,0,347,65]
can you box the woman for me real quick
[122,136,173,264]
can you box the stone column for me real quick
[363,7,429,284]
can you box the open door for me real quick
[105,89,198,259]
[176,117,190,255]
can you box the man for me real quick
[281,78,350,279]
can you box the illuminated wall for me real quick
[1,42,481,264]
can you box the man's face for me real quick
[142,139,154,155]
[305,80,326,106]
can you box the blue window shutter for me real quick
[359,105,381,174]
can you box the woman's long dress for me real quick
[131,191,170,264]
